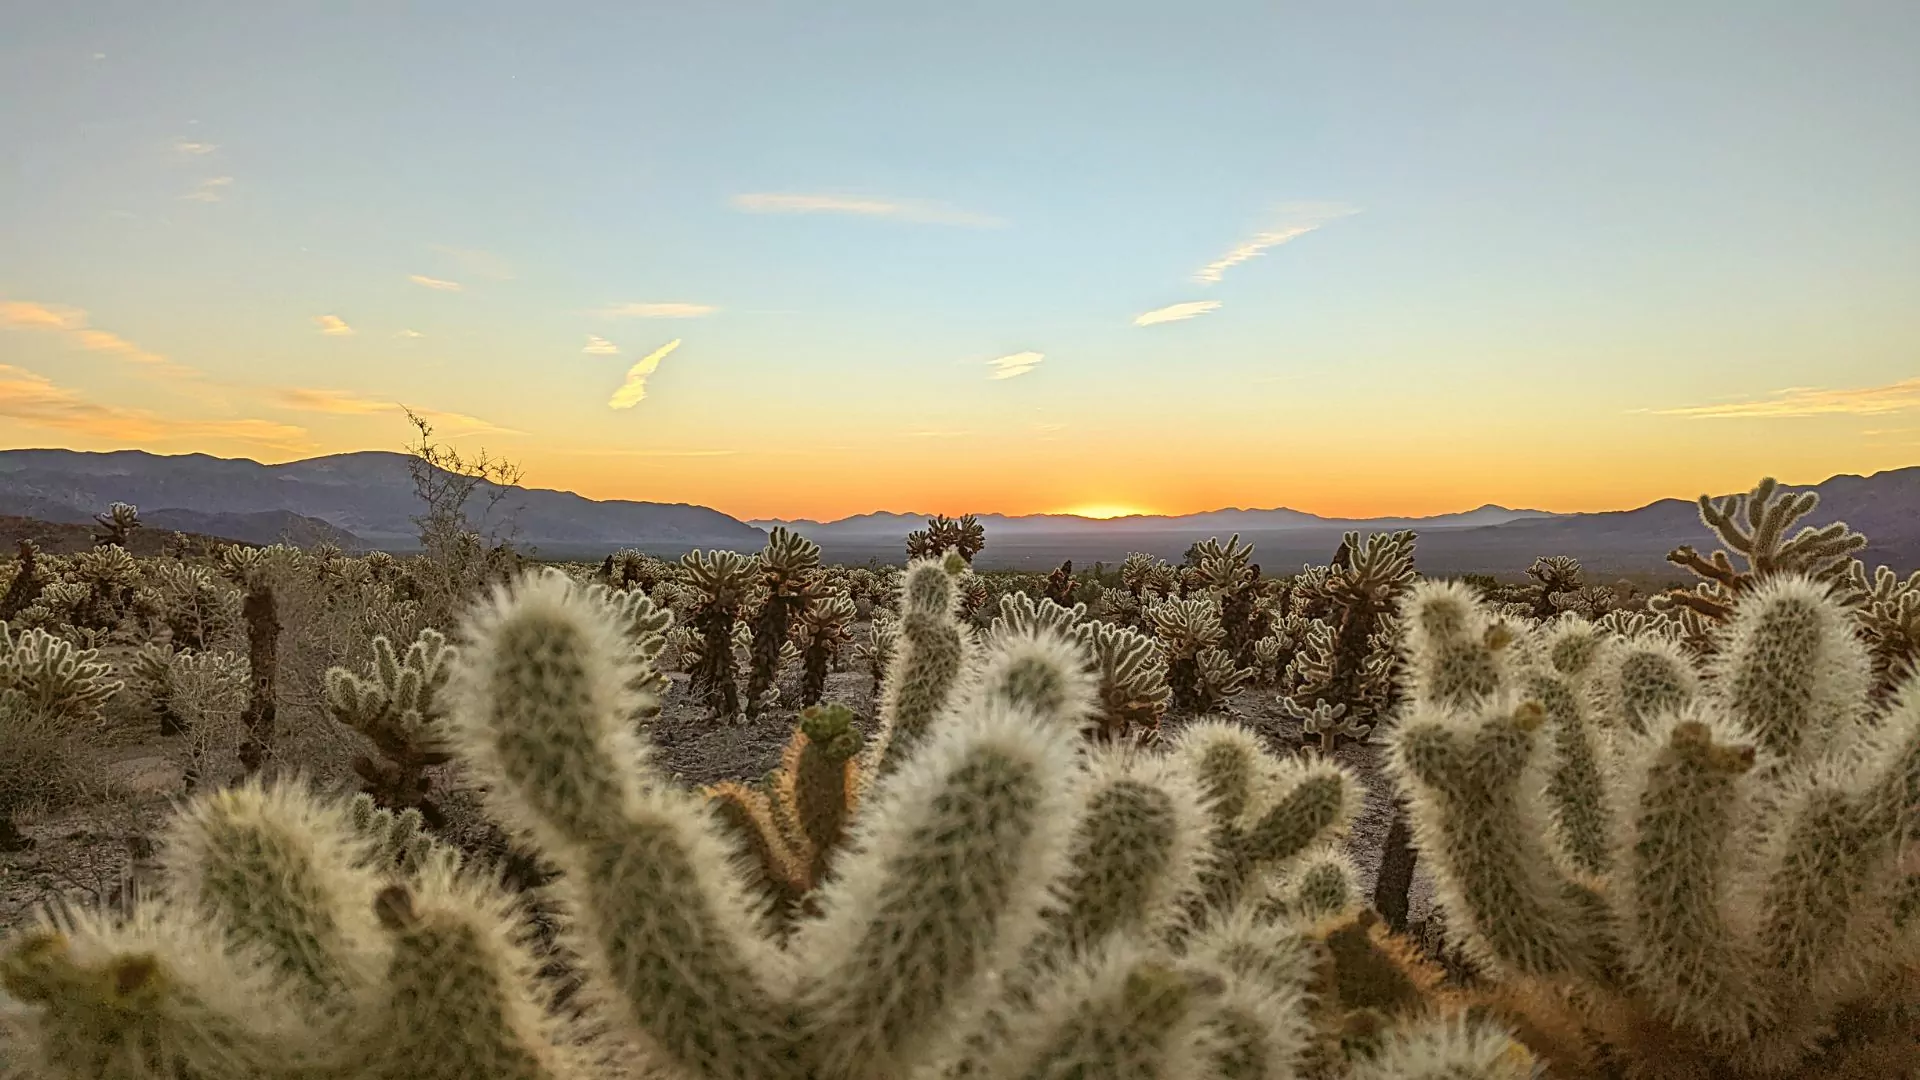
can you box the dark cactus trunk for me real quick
[692,606,741,718]
[746,597,800,717]
[1372,801,1418,933]
[237,584,279,775]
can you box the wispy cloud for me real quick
[430,245,513,281]
[314,315,354,336]
[986,351,1044,380]
[1652,378,1920,419]
[270,387,519,436]
[182,176,234,203]
[610,339,683,409]
[592,302,719,319]
[732,192,1004,228]
[0,364,308,450]
[1134,300,1222,327]
[173,139,217,155]
[1194,202,1358,284]
[583,334,621,356]
[0,299,200,379]
[408,274,463,292]
[396,329,425,339]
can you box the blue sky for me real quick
[3,3,1917,519]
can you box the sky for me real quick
[2,3,1918,523]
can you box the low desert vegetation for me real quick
[1,446,1918,1077]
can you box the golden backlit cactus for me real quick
[1387,571,1920,1075]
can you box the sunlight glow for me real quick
[1056,504,1153,520]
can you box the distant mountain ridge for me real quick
[0,448,764,558]
[2,448,1913,575]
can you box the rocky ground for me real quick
[0,624,1436,936]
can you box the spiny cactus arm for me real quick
[1708,574,1870,766]
[1590,635,1698,736]
[1236,759,1364,873]
[1517,667,1611,879]
[787,633,1086,1080]
[358,874,578,1080]
[1752,686,1920,1030]
[1615,714,1760,1041]
[1387,699,1587,977]
[1343,1013,1539,1080]
[702,781,806,914]
[1283,848,1360,921]
[977,942,1206,1080]
[1397,580,1513,711]
[346,794,464,877]
[156,781,390,1007]
[869,554,973,780]
[444,571,799,1080]
[1085,620,1172,741]
[1170,721,1265,829]
[0,914,319,1080]
[1022,750,1212,975]
[776,703,864,888]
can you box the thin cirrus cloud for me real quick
[609,339,683,409]
[408,274,463,292]
[173,139,218,155]
[592,302,719,319]
[182,176,234,203]
[314,314,354,336]
[731,192,1004,228]
[1134,300,1222,327]
[270,387,519,437]
[583,334,621,355]
[986,351,1045,380]
[396,329,425,339]
[0,299,200,379]
[1651,378,1920,419]
[1193,202,1359,284]
[0,364,309,451]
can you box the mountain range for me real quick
[1,448,1914,576]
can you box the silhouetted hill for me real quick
[0,514,257,557]
[0,449,765,558]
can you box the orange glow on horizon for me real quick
[1054,504,1157,520]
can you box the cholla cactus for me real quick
[0,565,1543,1080]
[1289,531,1417,724]
[0,540,45,622]
[746,528,821,717]
[345,792,465,878]
[1655,476,1867,623]
[146,561,239,652]
[1042,560,1076,606]
[1193,647,1250,713]
[860,614,897,689]
[217,545,290,774]
[1282,697,1371,752]
[325,628,458,828]
[905,513,987,564]
[90,501,141,548]
[1149,596,1227,714]
[868,554,973,779]
[0,622,121,722]
[990,593,1171,740]
[797,591,857,706]
[1387,571,1920,1073]
[1190,535,1263,664]
[1846,562,1920,703]
[680,548,759,719]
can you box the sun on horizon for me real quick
[1055,504,1155,520]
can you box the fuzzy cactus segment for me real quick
[1390,698,1587,977]
[870,555,973,779]
[1710,573,1870,765]
[445,571,797,1080]
[788,645,1082,1079]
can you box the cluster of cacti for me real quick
[1474,555,1620,623]
[904,512,987,564]
[0,621,122,722]
[1284,531,1417,728]
[1189,534,1265,665]
[219,546,284,774]
[1848,561,1920,702]
[989,591,1173,741]
[1386,569,1920,1074]
[0,560,1565,1080]
[1148,595,1249,714]
[1280,697,1372,752]
[746,527,823,716]
[0,540,44,622]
